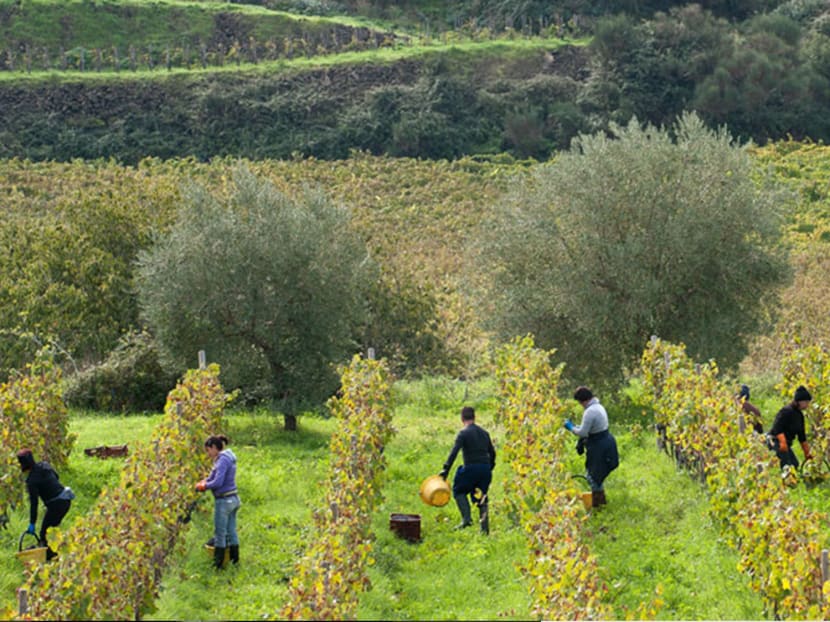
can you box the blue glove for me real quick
[26,523,36,535]
[564,419,575,432]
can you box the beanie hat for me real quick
[739,385,750,400]
[16,449,35,471]
[794,385,812,402]
[573,386,593,402]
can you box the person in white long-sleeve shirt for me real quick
[564,386,619,507]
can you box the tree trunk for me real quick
[284,413,297,431]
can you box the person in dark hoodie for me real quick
[439,406,496,534]
[768,385,813,469]
[196,435,240,568]
[16,448,75,561]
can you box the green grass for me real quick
[0,0,399,49]
[0,34,578,83]
[0,378,772,620]
[579,430,762,620]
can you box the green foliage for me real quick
[136,166,376,415]
[0,0,399,71]
[0,158,181,377]
[0,352,75,519]
[62,330,178,413]
[24,363,230,620]
[693,20,828,143]
[0,40,587,163]
[281,355,393,619]
[472,112,791,390]
[640,337,830,620]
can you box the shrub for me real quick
[63,330,177,413]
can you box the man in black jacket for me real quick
[768,385,813,469]
[439,406,496,534]
[17,448,75,560]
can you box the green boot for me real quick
[453,493,472,529]
[478,501,489,535]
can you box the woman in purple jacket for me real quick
[196,435,241,568]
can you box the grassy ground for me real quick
[0,378,769,620]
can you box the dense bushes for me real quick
[62,331,177,413]
[0,45,587,164]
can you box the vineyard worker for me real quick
[439,406,496,534]
[736,384,764,434]
[564,386,619,508]
[768,385,813,469]
[196,435,241,569]
[17,448,75,561]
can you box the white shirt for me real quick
[572,397,609,437]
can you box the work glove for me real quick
[776,433,789,453]
[564,419,575,432]
[195,480,207,492]
[26,523,36,535]
[438,468,449,480]
[802,441,813,461]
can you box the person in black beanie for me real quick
[768,385,813,469]
[16,448,75,560]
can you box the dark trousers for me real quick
[777,449,799,469]
[452,463,492,504]
[39,499,71,548]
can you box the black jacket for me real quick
[769,403,807,448]
[25,461,64,524]
[444,423,496,471]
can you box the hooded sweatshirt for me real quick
[204,448,238,498]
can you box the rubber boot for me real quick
[230,544,239,565]
[206,536,215,547]
[592,490,607,508]
[45,547,58,561]
[213,546,226,569]
[478,502,489,535]
[453,493,472,529]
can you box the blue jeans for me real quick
[213,495,241,548]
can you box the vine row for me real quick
[0,352,74,525]
[640,337,830,620]
[22,363,229,620]
[494,336,635,620]
[280,354,393,620]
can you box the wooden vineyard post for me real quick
[17,587,27,616]
[822,549,829,598]
[198,350,206,370]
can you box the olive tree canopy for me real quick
[471,112,791,388]
[136,167,375,428]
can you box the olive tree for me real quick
[136,167,375,429]
[471,112,791,389]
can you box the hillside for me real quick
[2,0,830,163]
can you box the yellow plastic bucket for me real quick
[419,475,451,507]
[581,491,593,510]
[204,544,231,567]
[16,533,46,565]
